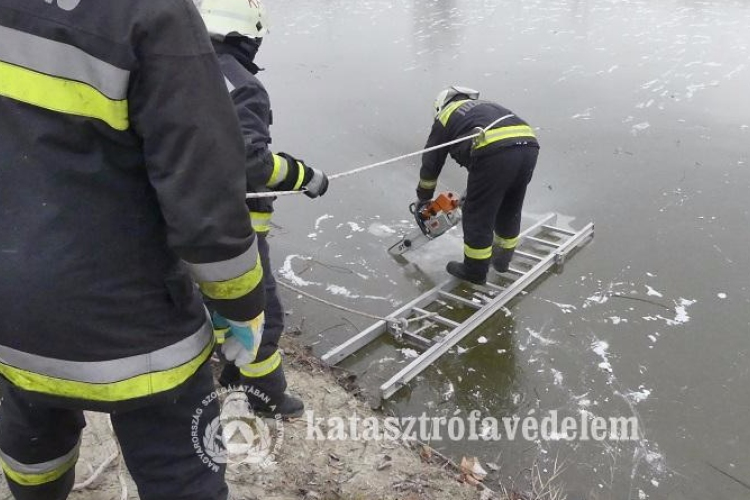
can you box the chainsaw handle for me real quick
[409,201,430,235]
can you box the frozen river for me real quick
[259,0,750,497]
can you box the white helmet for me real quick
[195,0,269,39]
[434,85,480,117]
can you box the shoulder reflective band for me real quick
[418,178,438,189]
[464,244,492,260]
[239,350,282,378]
[250,211,272,233]
[199,254,263,300]
[268,154,289,188]
[494,234,520,249]
[0,322,214,402]
[473,125,536,150]
[0,441,80,487]
[186,241,259,283]
[0,26,129,130]
[438,99,470,126]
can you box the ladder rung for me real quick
[525,235,561,248]
[542,224,576,236]
[482,282,505,292]
[514,250,544,261]
[412,308,460,328]
[401,331,433,348]
[505,266,526,275]
[438,290,482,309]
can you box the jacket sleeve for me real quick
[128,0,264,321]
[228,80,275,191]
[417,120,450,200]
[230,81,310,193]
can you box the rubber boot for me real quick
[491,247,515,273]
[218,363,240,388]
[446,258,488,285]
[251,393,305,420]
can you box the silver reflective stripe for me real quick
[0,25,129,100]
[306,168,324,193]
[224,76,236,93]
[0,320,212,384]
[0,439,80,476]
[185,240,259,282]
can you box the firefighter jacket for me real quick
[0,0,264,410]
[213,40,315,234]
[417,100,540,200]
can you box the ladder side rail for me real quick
[321,214,565,366]
[321,278,456,364]
[379,223,594,400]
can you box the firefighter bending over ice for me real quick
[416,86,540,285]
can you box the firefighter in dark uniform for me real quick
[196,0,329,419]
[416,86,540,285]
[0,1,266,499]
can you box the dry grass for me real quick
[495,456,567,500]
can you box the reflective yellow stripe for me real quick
[199,254,263,300]
[494,234,520,249]
[0,338,214,402]
[438,99,469,126]
[250,211,272,233]
[473,125,536,150]
[464,244,492,260]
[0,448,79,487]
[0,60,129,131]
[292,161,306,191]
[0,25,129,100]
[213,327,229,345]
[418,178,438,189]
[186,242,259,283]
[268,154,289,188]
[239,350,282,378]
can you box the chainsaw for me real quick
[388,191,462,256]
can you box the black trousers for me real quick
[220,233,287,399]
[0,363,227,500]
[462,145,539,267]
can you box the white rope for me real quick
[277,280,388,322]
[277,280,435,329]
[72,415,124,496]
[72,451,119,490]
[245,114,515,200]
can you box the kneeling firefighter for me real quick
[196,0,329,418]
[416,86,540,285]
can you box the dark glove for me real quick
[416,185,434,203]
[415,198,431,212]
[276,152,329,198]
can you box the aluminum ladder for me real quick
[321,213,594,401]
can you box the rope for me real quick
[245,114,515,200]
[72,415,126,499]
[73,451,119,490]
[276,279,436,332]
[277,280,387,322]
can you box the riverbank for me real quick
[2,338,499,500]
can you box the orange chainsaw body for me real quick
[419,192,461,220]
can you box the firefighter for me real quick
[416,86,540,285]
[195,0,329,419]
[0,1,265,499]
